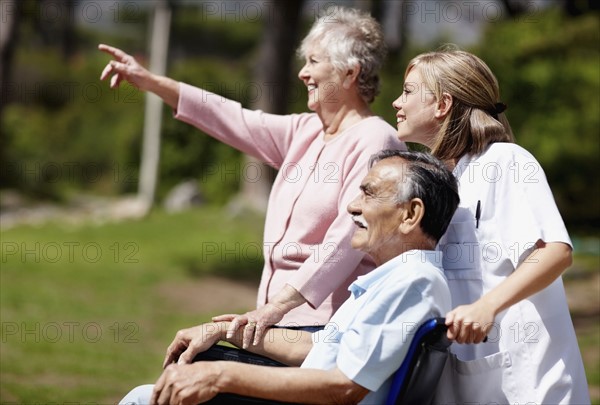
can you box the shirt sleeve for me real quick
[174,82,319,169]
[336,275,441,392]
[286,130,406,308]
[493,145,572,267]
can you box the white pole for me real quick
[138,0,171,210]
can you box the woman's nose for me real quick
[392,95,403,111]
[298,64,309,80]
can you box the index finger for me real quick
[444,311,455,326]
[445,317,460,341]
[212,314,238,322]
[151,370,167,405]
[163,339,187,369]
[163,347,179,369]
[98,43,129,61]
[226,316,247,339]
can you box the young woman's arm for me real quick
[446,241,572,343]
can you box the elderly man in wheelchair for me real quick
[120,150,460,405]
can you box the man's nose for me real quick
[347,195,361,215]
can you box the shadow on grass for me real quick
[177,254,264,282]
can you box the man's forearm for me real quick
[222,323,313,366]
[215,362,368,404]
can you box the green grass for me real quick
[1,208,598,403]
[0,207,264,403]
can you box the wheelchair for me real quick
[193,318,450,405]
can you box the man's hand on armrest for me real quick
[162,321,314,368]
[162,322,226,368]
[152,362,370,405]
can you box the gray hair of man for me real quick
[369,150,460,243]
[297,5,386,104]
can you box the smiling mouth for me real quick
[396,116,406,124]
[353,218,368,229]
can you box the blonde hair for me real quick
[406,48,514,161]
[298,6,386,104]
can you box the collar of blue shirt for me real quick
[349,249,444,298]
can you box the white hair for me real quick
[297,6,386,104]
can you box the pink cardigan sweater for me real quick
[175,83,405,326]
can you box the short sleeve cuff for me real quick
[336,349,383,392]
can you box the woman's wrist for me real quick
[147,74,180,109]
[478,291,503,319]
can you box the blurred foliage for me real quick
[1,4,598,232]
[1,5,261,205]
[472,8,600,233]
[2,48,144,200]
[158,59,250,204]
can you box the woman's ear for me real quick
[399,198,425,235]
[343,65,361,89]
[434,92,453,118]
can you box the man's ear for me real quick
[434,92,453,119]
[399,198,425,235]
[343,64,361,90]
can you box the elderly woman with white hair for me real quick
[99,6,403,348]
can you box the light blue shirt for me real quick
[301,250,452,404]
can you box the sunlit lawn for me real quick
[0,207,264,403]
[1,207,598,403]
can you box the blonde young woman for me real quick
[392,49,589,404]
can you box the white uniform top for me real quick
[435,143,590,404]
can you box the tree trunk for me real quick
[61,0,76,59]
[0,0,21,180]
[228,0,305,215]
[381,0,406,60]
[499,0,527,17]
